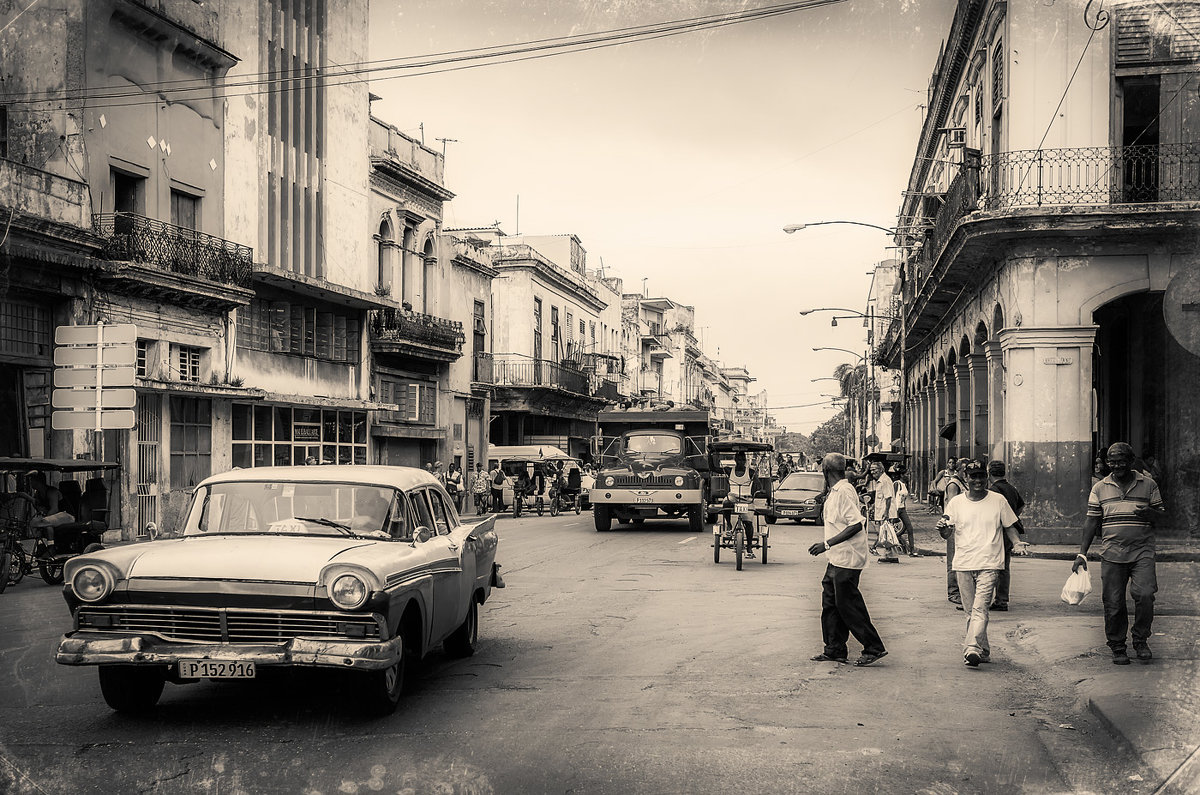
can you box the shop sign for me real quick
[294,425,321,442]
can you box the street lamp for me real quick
[812,346,865,359]
[783,221,897,235]
[810,377,839,383]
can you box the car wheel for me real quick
[765,515,777,525]
[593,506,611,532]
[360,656,405,716]
[98,665,165,712]
[688,505,704,534]
[734,529,744,571]
[39,561,64,585]
[444,598,478,658]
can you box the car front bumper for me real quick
[56,632,404,671]
[772,504,821,520]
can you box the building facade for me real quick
[879,0,1200,542]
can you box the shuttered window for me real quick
[378,377,435,425]
[1116,3,1200,65]
[991,39,1004,113]
[237,299,360,363]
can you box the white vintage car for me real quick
[55,465,503,714]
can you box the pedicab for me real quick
[708,439,775,571]
[0,457,119,588]
[546,459,584,516]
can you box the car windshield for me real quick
[780,472,825,492]
[182,481,400,539]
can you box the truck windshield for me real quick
[623,434,682,455]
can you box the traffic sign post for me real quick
[52,323,138,431]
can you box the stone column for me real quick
[983,341,1004,461]
[921,386,933,495]
[955,361,972,461]
[998,325,1098,542]
[934,376,948,471]
[969,353,989,460]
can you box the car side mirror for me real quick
[415,526,433,543]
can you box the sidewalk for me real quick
[904,502,1200,793]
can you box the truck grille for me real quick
[608,475,682,488]
[75,605,382,643]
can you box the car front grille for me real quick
[75,605,383,643]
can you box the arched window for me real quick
[377,219,394,293]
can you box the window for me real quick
[427,489,453,534]
[112,169,145,217]
[136,339,149,377]
[169,397,211,488]
[378,378,435,425]
[472,299,486,359]
[566,311,574,344]
[0,106,7,159]
[235,298,360,363]
[991,39,1004,113]
[175,345,202,382]
[410,488,435,532]
[170,189,199,231]
[232,404,367,468]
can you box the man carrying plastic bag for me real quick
[1073,442,1167,666]
[1060,568,1091,605]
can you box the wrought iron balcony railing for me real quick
[472,351,494,384]
[92,212,253,287]
[369,308,465,352]
[492,354,590,396]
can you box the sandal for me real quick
[810,653,847,663]
[854,651,888,667]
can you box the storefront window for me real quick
[233,404,367,466]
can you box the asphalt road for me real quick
[0,512,1145,794]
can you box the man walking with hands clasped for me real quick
[939,460,1029,667]
[808,453,888,667]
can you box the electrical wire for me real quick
[1,0,844,109]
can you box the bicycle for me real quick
[1,519,29,594]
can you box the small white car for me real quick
[55,465,503,714]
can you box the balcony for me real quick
[492,354,591,397]
[593,378,622,402]
[90,212,254,310]
[369,308,464,363]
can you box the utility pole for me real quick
[436,137,457,156]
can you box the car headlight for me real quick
[330,573,369,610]
[674,476,684,487]
[72,565,113,603]
[604,476,614,487]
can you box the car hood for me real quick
[126,536,376,583]
[775,488,822,500]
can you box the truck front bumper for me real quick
[56,632,403,671]
[589,488,703,506]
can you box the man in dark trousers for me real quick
[987,460,1026,611]
[807,453,887,667]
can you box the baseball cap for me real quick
[963,460,986,477]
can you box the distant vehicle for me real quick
[768,470,826,524]
[488,445,580,514]
[55,465,503,715]
[590,409,714,532]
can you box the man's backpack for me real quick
[493,470,505,486]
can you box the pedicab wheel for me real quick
[594,506,611,532]
[536,497,544,516]
[8,545,27,585]
[574,497,581,515]
[0,550,9,593]
[40,561,64,585]
[513,499,522,519]
[98,665,166,712]
[761,536,768,565]
[734,529,744,571]
[713,533,720,564]
[550,497,560,517]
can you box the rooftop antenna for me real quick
[642,277,648,297]
[436,137,457,156]
[515,194,520,235]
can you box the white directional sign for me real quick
[53,323,139,431]
[52,388,136,409]
[52,409,136,431]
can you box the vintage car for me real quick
[55,465,503,715]
[769,470,827,524]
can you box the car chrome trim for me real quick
[70,604,385,644]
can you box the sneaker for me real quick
[1133,644,1153,661]
[1112,650,1131,665]
[964,652,981,667]
[991,604,1009,612]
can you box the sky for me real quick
[367,0,958,434]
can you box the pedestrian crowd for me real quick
[808,440,1167,670]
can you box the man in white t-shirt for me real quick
[866,460,899,563]
[938,460,1030,667]
[808,453,888,667]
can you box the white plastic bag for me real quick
[878,520,901,549]
[1060,568,1092,605]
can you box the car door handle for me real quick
[447,543,459,552]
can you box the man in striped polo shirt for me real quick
[1073,442,1167,665]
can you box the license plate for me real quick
[734,504,752,514]
[178,660,256,679]
[635,497,653,503]
[780,509,799,516]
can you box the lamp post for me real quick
[814,347,869,457]
[789,224,912,461]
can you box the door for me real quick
[136,394,161,538]
[412,488,461,643]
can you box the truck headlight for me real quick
[604,476,614,487]
[330,573,368,610]
[674,476,684,487]
[72,565,113,603]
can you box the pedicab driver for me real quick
[722,451,758,557]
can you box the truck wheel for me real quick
[631,516,645,526]
[594,506,611,532]
[765,515,777,525]
[688,506,704,534]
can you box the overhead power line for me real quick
[1,0,845,109]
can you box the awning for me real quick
[137,378,266,400]
[260,392,399,412]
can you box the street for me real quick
[0,511,1170,794]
